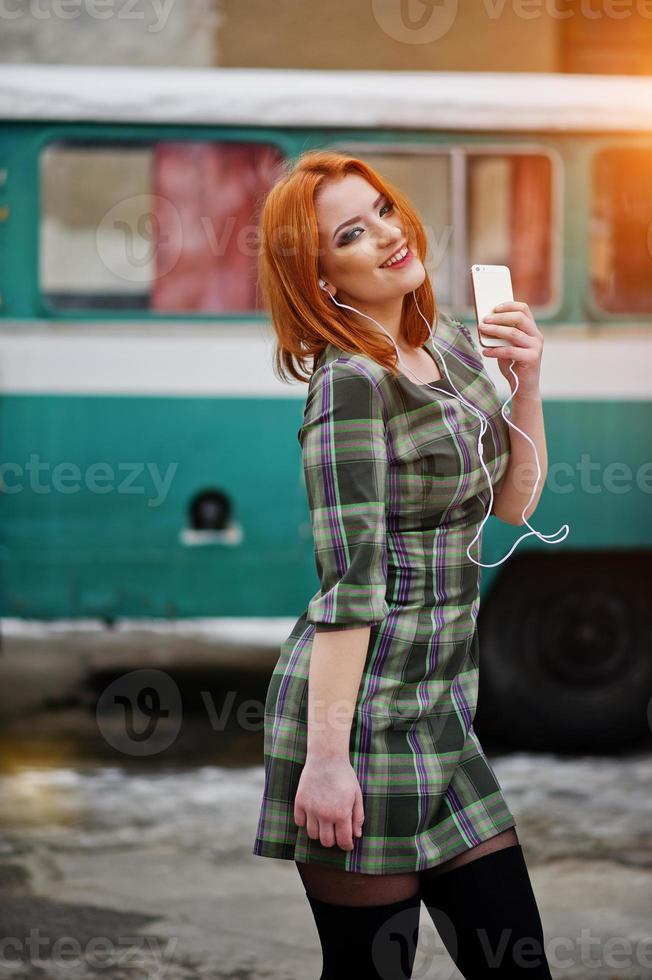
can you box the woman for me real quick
[252,150,554,979]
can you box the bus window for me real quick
[39,140,286,315]
[337,151,453,306]
[591,147,652,315]
[466,152,553,308]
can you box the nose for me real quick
[369,218,404,251]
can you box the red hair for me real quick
[257,150,438,384]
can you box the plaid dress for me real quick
[252,311,517,874]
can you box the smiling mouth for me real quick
[380,243,412,269]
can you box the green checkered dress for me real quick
[253,311,517,874]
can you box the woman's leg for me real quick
[426,825,520,876]
[419,834,555,978]
[296,862,421,980]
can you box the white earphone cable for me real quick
[319,283,569,567]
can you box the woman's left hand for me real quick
[478,301,543,399]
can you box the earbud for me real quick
[319,279,327,291]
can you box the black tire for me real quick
[476,552,652,752]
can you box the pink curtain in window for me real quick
[509,155,552,306]
[151,141,285,312]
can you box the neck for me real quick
[336,290,405,345]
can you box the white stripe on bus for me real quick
[0,322,650,399]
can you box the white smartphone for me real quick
[470,264,513,349]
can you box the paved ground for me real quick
[0,620,650,979]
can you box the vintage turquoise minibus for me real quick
[1,65,650,748]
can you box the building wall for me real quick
[0,0,224,67]
[217,0,561,72]
[1,0,651,75]
[562,1,652,74]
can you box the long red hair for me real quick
[257,150,438,384]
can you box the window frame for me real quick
[585,138,652,322]
[35,126,292,322]
[331,138,564,321]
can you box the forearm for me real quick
[493,391,548,525]
[306,626,370,759]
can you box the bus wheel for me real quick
[476,553,652,753]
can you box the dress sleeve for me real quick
[300,359,389,633]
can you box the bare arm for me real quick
[492,391,548,526]
[293,626,370,852]
[479,300,547,527]
[306,626,370,759]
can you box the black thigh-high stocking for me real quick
[296,861,421,980]
[420,842,554,978]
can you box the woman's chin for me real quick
[397,262,427,294]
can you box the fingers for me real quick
[299,803,364,852]
[479,321,535,349]
[482,345,540,361]
[294,774,365,853]
[309,815,352,851]
[296,807,350,850]
[492,300,530,314]
[318,818,337,849]
[352,788,365,839]
[483,302,542,339]
[479,301,544,363]
[331,789,365,851]
[298,804,341,849]
[334,816,354,851]
[306,811,321,842]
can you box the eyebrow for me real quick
[331,192,385,241]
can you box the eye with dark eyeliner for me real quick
[336,200,394,246]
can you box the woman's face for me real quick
[314,172,426,306]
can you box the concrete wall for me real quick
[0,0,224,66]
[217,0,561,72]
[2,0,651,75]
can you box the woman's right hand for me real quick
[293,755,365,851]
